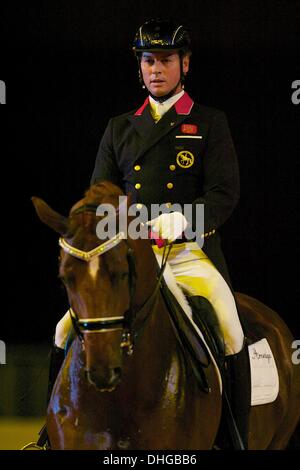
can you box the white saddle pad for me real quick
[248,338,279,406]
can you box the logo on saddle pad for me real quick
[248,338,279,406]
[176,150,194,169]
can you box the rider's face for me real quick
[140,51,189,97]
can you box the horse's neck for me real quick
[130,242,179,378]
[131,294,181,387]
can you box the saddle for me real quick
[160,278,225,393]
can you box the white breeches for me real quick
[55,242,244,355]
[152,242,244,355]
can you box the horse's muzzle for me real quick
[86,366,122,392]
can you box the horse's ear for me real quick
[31,197,70,236]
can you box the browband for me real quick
[59,231,126,262]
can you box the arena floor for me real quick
[0,417,45,450]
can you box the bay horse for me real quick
[32,181,300,450]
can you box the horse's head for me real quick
[32,182,154,392]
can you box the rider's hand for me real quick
[146,212,188,243]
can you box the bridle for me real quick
[59,231,134,354]
[58,208,171,356]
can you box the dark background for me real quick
[1,0,300,343]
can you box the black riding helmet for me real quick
[133,18,191,54]
[133,18,192,101]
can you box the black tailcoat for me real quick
[91,92,240,285]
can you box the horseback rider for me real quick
[42,18,250,449]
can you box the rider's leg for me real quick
[154,242,244,354]
[48,310,75,401]
[47,310,75,400]
[153,242,250,448]
[37,311,74,447]
[224,341,251,449]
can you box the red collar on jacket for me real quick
[134,92,194,116]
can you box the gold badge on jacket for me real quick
[176,150,194,168]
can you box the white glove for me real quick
[146,212,188,243]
